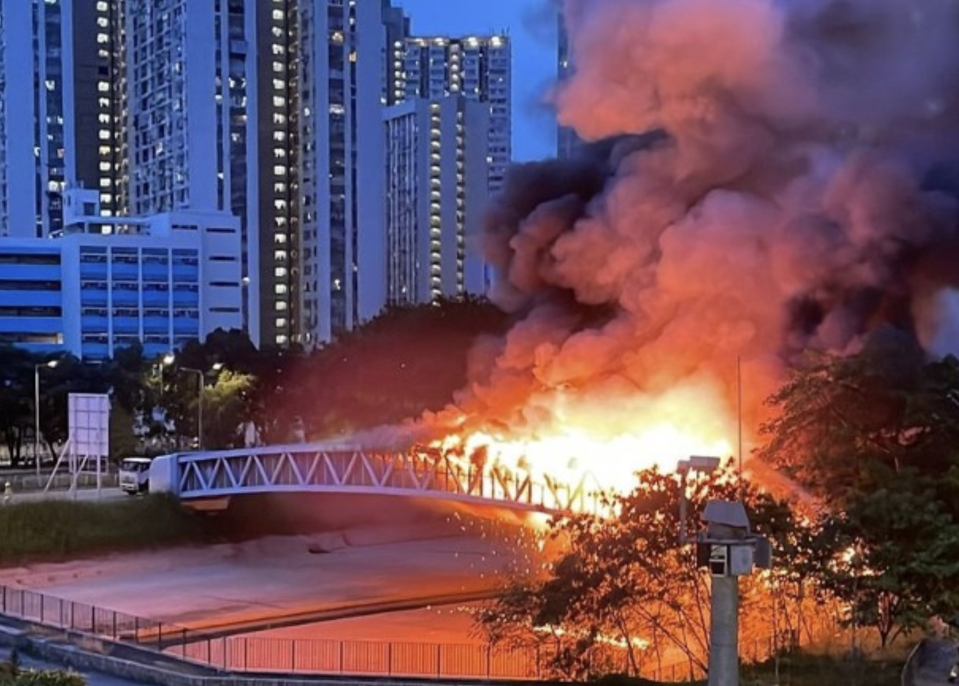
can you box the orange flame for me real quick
[429,384,735,494]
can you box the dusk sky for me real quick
[395,0,560,162]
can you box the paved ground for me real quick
[0,534,519,632]
[0,494,543,641]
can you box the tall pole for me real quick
[183,368,203,449]
[737,355,743,480]
[197,370,203,450]
[708,574,740,686]
[34,365,41,481]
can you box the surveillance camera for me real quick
[702,500,750,532]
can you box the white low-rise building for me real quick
[0,202,242,360]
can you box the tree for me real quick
[290,298,508,439]
[475,467,799,680]
[816,468,959,648]
[0,345,37,465]
[756,328,959,646]
[757,328,959,505]
[199,370,255,449]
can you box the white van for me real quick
[118,457,152,494]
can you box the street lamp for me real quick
[181,367,204,449]
[158,352,175,393]
[34,359,59,480]
[181,363,224,450]
[677,455,721,544]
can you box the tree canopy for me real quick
[476,467,804,680]
[757,328,959,646]
[0,297,508,464]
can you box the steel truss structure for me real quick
[170,444,604,514]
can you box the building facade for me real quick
[0,0,111,238]
[254,0,386,349]
[395,35,511,196]
[119,0,259,343]
[384,96,488,306]
[0,1,514,355]
[0,208,242,360]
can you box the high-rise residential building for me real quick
[384,96,488,306]
[0,0,260,342]
[2,0,392,353]
[380,0,409,107]
[0,0,114,238]
[255,0,386,348]
[119,0,258,342]
[395,35,511,196]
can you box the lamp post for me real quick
[181,362,223,450]
[34,359,59,480]
[157,353,175,445]
[677,455,721,544]
[182,367,204,449]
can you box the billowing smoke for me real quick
[412,0,959,456]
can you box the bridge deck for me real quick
[156,444,603,515]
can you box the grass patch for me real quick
[583,652,903,686]
[740,651,903,686]
[0,495,218,565]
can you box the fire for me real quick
[427,392,734,495]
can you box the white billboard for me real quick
[68,393,110,458]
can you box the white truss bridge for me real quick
[152,443,605,515]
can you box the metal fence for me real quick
[0,583,790,681]
[169,637,544,679]
[0,584,549,679]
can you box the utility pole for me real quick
[709,574,740,686]
[697,501,773,686]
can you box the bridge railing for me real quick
[169,445,609,515]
